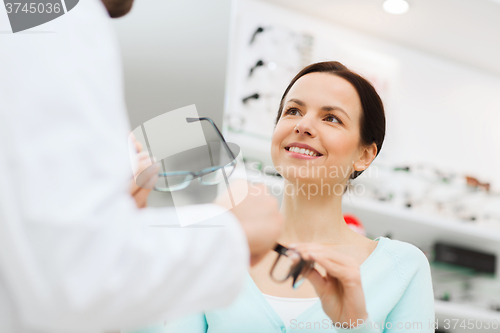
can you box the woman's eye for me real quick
[285,108,300,116]
[324,114,342,124]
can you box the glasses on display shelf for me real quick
[249,26,266,44]
[247,59,298,78]
[153,117,237,192]
[465,176,490,192]
[241,92,281,115]
[269,244,315,289]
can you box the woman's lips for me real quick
[284,148,322,160]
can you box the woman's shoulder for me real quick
[379,236,432,283]
[381,237,430,263]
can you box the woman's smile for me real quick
[285,147,323,159]
[284,142,323,160]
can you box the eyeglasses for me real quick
[154,117,237,192]
[270,244,315,289]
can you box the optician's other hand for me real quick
[289,243,368,329]
[129,134,159,208]
[214,180,284,267]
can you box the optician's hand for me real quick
[288,243,368,329]
[129,134,159,208]
[214,179,284,266]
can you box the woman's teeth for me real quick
[288,146,319,157]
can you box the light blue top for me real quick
[125,236,435,332]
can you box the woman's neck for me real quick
[277,180,353,245]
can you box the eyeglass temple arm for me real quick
[273,243,287,255]
[186,117,237,161]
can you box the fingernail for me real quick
[288,244,297,248]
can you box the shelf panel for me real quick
[435,299,500,323]
[342,197,500,243]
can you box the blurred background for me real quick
[113,0,500,331]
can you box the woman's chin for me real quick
[283,176,324,185]
[276,163,326,180]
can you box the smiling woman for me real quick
[125,61,434,333]
[273,61,385,183]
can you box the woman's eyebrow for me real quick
[287,98,351,121]
[287,98,305,106]
[321,105,351,120]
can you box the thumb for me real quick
[307,268,327,296]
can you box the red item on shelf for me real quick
[344,214,366,236]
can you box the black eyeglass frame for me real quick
[270,243,315,289]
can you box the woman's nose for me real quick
[294,117,316,137]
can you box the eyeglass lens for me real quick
[199,162,236,186]
[155,173,193,192]
[270,246,315,289]
[291,261,315,289]
[270,248,302,281]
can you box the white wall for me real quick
[226,0,500,191]
[112,0,233,132]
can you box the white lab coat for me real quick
[0,1,249,333]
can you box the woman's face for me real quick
[271,72,367,187]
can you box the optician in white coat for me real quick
[0,1,283,333]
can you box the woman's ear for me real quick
[353,143,377,172]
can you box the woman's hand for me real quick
[129,134,159,208]
[289,243,368,329]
